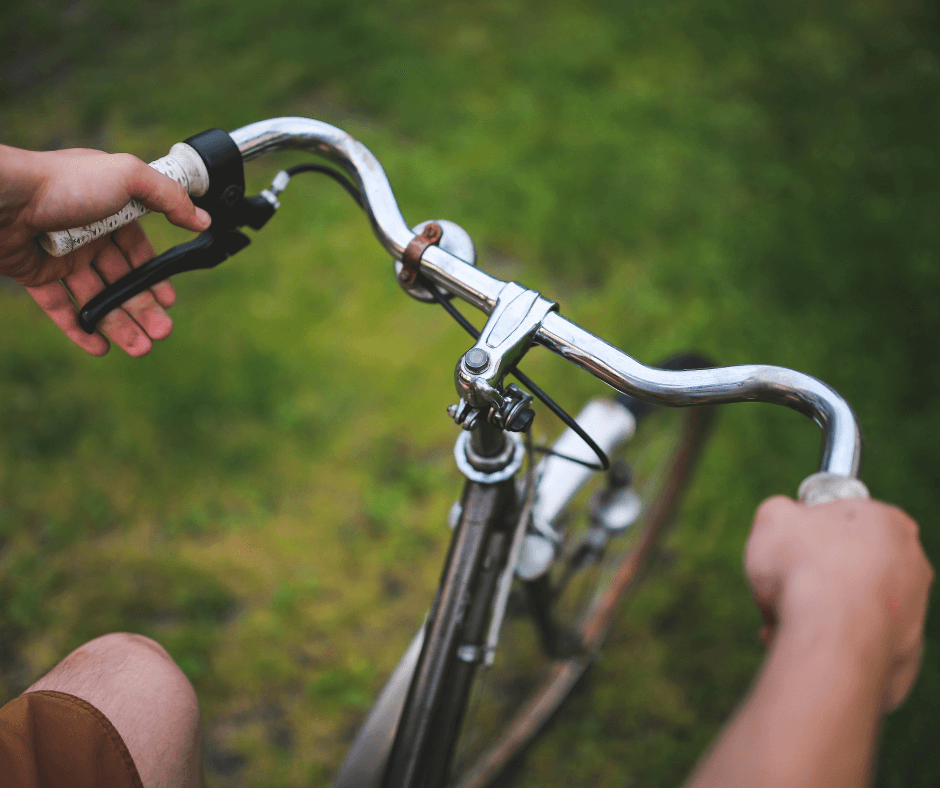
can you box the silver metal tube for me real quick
[227,117,863,479]
[537,312,862,477]
[230,117,504,311]
[232,117,412,260]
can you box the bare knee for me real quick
[25,632,202,788]
[27,632,194,707]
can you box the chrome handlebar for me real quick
[230,117,865,495]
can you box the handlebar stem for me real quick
[455,282,557,408]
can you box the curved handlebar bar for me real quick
[230,117,864,483]
[41,115,864,498]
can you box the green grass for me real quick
[1,0,939,786]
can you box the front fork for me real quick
[382,423,519,788]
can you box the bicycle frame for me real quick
[335,397,645,788]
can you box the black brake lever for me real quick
[77,228,251,334]
[77,193,278,334]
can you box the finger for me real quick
[884,640,925,712]
[117,153,212,233]
[746,496,802,564]
[151,277,176,310]
[753,592,779,651]
[751,495,800,535]
[111,220,176,309]
[111,218,155,266]
[92,241,173,342]
[25,281,110,356]
[758,623,776,650]
[744,496,800,603]
[64,261,153,358]
[12,235,107,289]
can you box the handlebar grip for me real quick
[38,142,211,257]
[798,472,870,506]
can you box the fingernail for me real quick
[196,208,212,229]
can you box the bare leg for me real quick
[23,632,202,788]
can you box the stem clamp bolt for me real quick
[464,348,489,373]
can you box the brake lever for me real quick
[77,228,249,334]
[76,193,278,334]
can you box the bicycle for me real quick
[41,117,870,788]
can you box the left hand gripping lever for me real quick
[77,228,250,334]
[62,125,279,334]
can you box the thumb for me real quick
[117,153,211,233]
[745,496,802,640]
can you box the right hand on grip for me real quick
[746,496,933,711]
[38,142,211,257]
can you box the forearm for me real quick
[685,615,889,788]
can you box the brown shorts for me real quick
[0,690,143,788]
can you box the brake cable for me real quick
[281,163,365,208]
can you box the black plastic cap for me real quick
[183,128,245,224]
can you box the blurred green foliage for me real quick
[1,0,938,786]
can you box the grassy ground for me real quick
[1,1,938,786]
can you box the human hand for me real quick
[745,496,933,712]
[0,145,211,356]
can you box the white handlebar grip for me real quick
[38,142,211,257]
[798,472,870,506]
